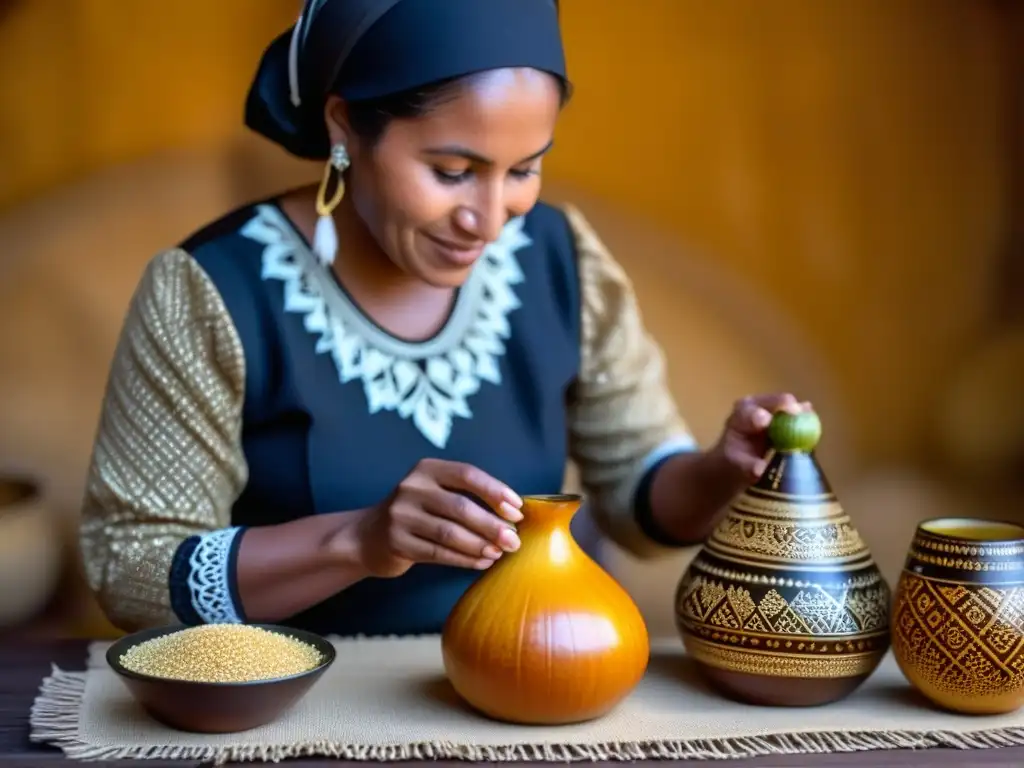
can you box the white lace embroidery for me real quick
[241,204,530,449]
[186,527,243,624]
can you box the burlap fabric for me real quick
[30,635,1024,765]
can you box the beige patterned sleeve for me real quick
[79,248,248,632]
[564,205,698,559]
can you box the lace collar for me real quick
[240,203,530,449]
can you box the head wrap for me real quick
[245,0,567,160]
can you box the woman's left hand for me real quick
[710,393,813,482]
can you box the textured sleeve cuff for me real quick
[563,202,699,558]
[632,437,701,548]
[170,527,248,625]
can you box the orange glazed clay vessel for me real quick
[441,494,650,725]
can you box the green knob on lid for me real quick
[767,409,822,453]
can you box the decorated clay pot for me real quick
[674,410,891,706]
[441,494,650,724]
[892,518,1024,715]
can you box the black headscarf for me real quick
[244,0,567,161]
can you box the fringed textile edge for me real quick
[29,666,1024,764]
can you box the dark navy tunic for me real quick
[168,199,587,636]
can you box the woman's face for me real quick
[326,68,562,288]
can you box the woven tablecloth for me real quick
[29,635,1024,764]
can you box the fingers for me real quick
[730,393,812,434]
[390,528,496,571]
[378,460,526,574]
[420,459,523,522]
[394,494,519,569]
[715,434,770,481]
[401,499,511,559]
[423,488,521,553]
[732,453,769,481]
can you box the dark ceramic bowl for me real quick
[106,624,335,734]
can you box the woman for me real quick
[79,0,809,637]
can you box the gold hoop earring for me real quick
[313,143,350,267]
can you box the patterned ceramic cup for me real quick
[892,517,1024,714]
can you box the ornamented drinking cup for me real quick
[892,517,1024,714]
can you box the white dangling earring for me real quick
[313,143,350,267]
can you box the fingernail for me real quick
[503,489,523,507]
[755,409,772,428]
[499,528,520,552]
[500,501,523,522]
[483,545,502,559]
[475,558,494,570]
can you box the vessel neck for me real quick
[517,494,580,533]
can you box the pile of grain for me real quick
[118,624,323,683]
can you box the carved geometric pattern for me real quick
[675,465,890,680]
[708,511,868,562]
[691,558,883,590]
[789,589,859,634]
[892,574,1024,700]
[684,635,882,679]
[914,537,1024,559]
[678,574,889,638]
[730,495,842,519]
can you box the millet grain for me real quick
[118,624,323,683]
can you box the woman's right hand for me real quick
[354,459,524,578]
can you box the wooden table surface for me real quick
[4,637,1024,768]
